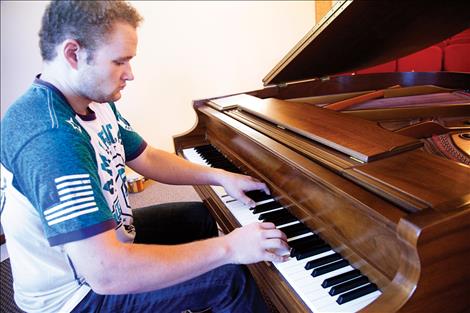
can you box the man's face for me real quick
[75,22,137,103]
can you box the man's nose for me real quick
[123,64,134,81]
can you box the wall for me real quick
[1,1,314,152]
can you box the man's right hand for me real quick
[223,222,290,264]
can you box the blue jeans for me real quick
[72,202,270,313]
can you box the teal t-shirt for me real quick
[0,77,147,312]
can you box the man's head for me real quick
[39,1,143,105]
[40,0,142,63]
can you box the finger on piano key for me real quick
[219,191,275,207]
[245,190,272,202]
[274,250,335,271]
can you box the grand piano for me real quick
[173,1,470,312]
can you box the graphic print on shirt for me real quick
[65,117,82,133]
[45,174,98,226]
[76,104,135,242]
[115,110,134,132]
[99,123,132,231]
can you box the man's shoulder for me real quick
[4,83,76,127]
[1,85,89,166]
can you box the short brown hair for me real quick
[39,0,143,62]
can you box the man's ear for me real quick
[63,39,81,70]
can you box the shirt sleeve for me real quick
[109,102,147,161]
[13,128,116,246]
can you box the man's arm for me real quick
[64,221,289,294]
[127,145,269,207]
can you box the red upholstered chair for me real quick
[447,38,470,45]
[397,45,443,72]
[447,28,470,45]
[443,44,470,72]
[435,39,449,48]
[355,60,397,74]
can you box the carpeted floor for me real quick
[1,258,23,313]
[128,179,201,208]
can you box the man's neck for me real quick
[40,70,91,115]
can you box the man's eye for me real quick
[113,61,125,66]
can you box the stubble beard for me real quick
[78,76,121,104]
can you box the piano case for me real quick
[174,1,470,312]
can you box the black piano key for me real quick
[259,209,298,226]
[329,276,370,296]
[279,223,310,238]
[289,234,321,250]
[311,259,349,277]
[245,190,272,203]
[258,208,289,221]
[336,283,378,305]
[209,161,229,168]
[305,252,343,270]
[271,214,298,226]
[321,269,362,288]
[290,237,324,255]
[205,155,225,162]
[252,201,282,214]
[295,243,331,260]
[194,146,241,173]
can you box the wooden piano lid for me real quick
[263,0,470,86]
[238,97,422,163]
[209,94,422,163]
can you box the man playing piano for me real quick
[0,1,289,312]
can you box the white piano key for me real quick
[277,220,301,230]
[291,265,355,290]
[318,290,381,313]
[286,231,315,242]
[183,148,210,166]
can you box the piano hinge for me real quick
[277,124,286,130]
[277,82,288,88]
[350,156,365,163]
[320,76,331,82]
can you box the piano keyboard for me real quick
[183,145,382,313]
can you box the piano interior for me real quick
[174,1,470,312]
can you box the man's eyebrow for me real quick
[114,56,134,62]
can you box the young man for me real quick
[0,1,289,312]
